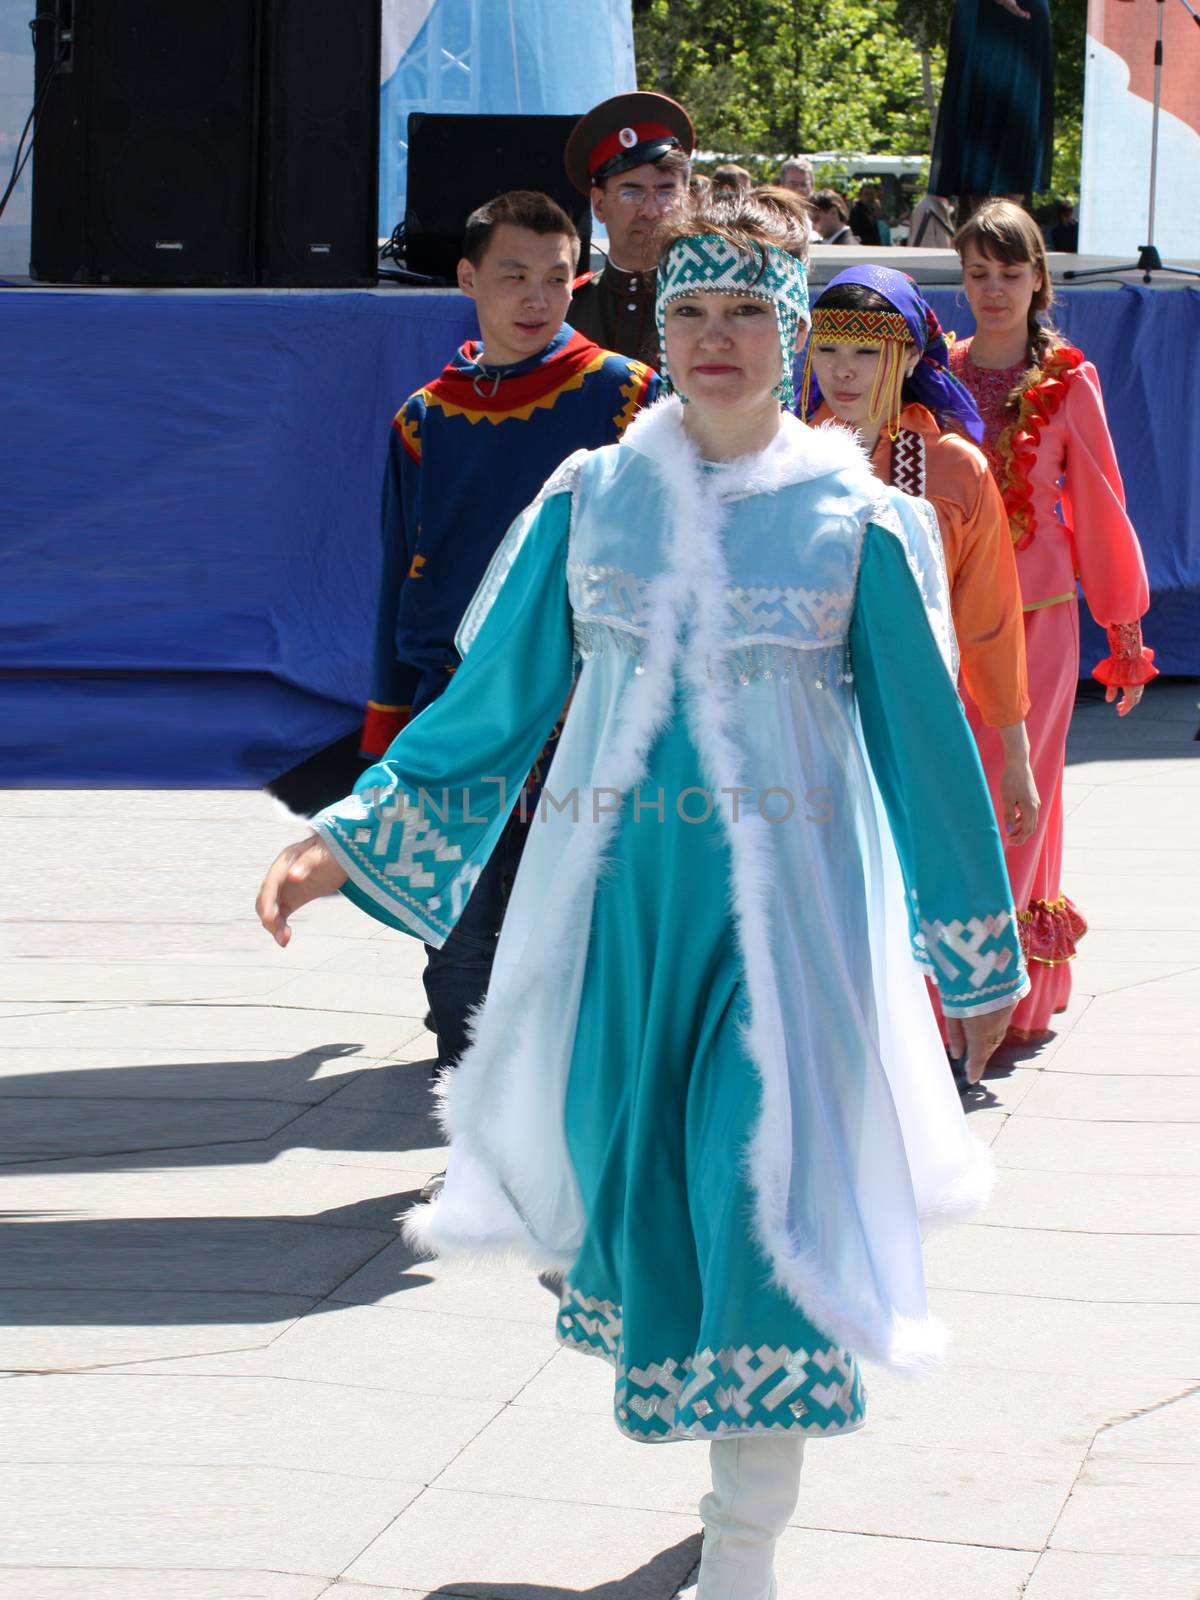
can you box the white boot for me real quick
[694,1434,805,1600]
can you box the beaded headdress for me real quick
[655,232,810,407]
[800,305,914,442]
[800,266,984,445]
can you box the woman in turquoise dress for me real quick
[257,192,1027,1600]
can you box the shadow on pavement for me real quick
[0,1043,445,1331]
[0,1043,442,1170]
[1064,676,1199,765]
[426,1533,703,1600]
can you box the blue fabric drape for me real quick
[2,284,1196,788]
[926,283,1200,684]
[2,289,474,785]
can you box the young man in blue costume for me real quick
[259,190,1025,1598]
[364,188,658,1066]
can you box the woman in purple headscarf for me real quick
[803,265,1038,1063]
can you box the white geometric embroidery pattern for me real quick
[573,617,853,690]
[557,1283,864,1441]
[891,428,926,497]
[558,1282,622,1357]
[726,585,852,641]
[920,909,1015,990]
[567,561,650,626]
[570,564,852,649]
[447,860,483,921]
[371,790,463,888]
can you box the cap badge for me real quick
[618,126,638,149]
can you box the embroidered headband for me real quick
[801,266,985,445]
[800,305,913,440]
[655,232,810,407]
[808,306,912,344]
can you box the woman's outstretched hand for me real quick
[946,1003,1015,1085]
[1106,683,1144,717]
[256,835,347,947]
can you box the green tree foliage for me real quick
[1047,0,1085,194]
[634,0,944,154]
[634,0,1085,194]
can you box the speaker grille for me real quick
[257,0,380,286]
[83,0,260,284]
[32,0,381,287]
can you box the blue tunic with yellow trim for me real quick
[363,324,658,755]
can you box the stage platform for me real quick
[805,245,1200,287]
[3,270,1198,786]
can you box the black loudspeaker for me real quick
[257,0,380,286]
[31,0,262,285]
[404,113,591,284]
[30,0,382,287]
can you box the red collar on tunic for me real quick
[425,329,606,418]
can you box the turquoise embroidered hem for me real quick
[558,695,867,1445]
[557,1281,866,1443]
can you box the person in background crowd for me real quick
[565,90,694,366]
[711,161,753,195]
[361,188,659,1069]
[909,191,957,247]
[775,156,819,240]
[849,185,883,247]
[689,172,713,203]
[256,188,1025,1600]
[803,266,1038,1076]
[951,199,1157,1041]
[811,188,856,243]
[1049,199,1078,252]
[776,155,814,200]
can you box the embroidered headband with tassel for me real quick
[799,306,913,441]
[801,267,985,445]
[655,232,810,408]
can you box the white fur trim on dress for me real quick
[403,419,695,1267]
[625,400,951,1369]
[404,397,960,1369]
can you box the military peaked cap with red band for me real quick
[565,91,695,195]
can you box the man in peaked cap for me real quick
[565,91,694,368]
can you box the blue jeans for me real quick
[422,810,527,1068]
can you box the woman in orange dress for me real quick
[948,201,1157,1038]
[803,266,1038,1058]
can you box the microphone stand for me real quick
[1066,0,1200,284]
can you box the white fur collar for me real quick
[621,393,876,501]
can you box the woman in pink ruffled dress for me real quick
[950,200,1158,1040]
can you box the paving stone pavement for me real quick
[1,681,1197,1600]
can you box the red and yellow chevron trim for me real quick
[422,330,610,426]
[809,307,911,344]
[423,355,608,426]
[613,361,655,436]
[394,406,422,463]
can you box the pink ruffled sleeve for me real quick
[1093,620,1158,688]
[1059,364,1158,687]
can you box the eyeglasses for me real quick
[612,185,684,210]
